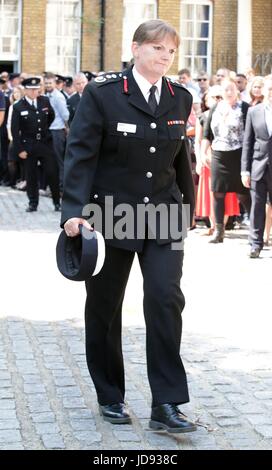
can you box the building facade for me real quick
[0,0,272,76]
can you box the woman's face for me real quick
[131,34,177,82]
[13,88,22,101]
[222,82,238,102]
[251,82,263,98]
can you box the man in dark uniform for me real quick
[67,72,88,125]
[11,77,60,212]
[61,20,196,433]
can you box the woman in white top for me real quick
[202,79,251,243]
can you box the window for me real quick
[122,0,157,65]
[45,0,82,75]
[180,0,212,75]
[0,0,21,61]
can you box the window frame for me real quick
[45,0,82,75]
[179,0,213,75]
[122,0,157,64]
[0,0,22,70]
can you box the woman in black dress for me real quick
[202,79,251,243]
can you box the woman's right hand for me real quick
[64,218,93,237]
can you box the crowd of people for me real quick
[0,70,91,210]
[177,66,272,257]
[0,64,271,256]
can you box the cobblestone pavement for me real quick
[0,186,272,450]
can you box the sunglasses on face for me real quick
[197,78,208,81]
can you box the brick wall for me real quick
[21,0,47,73]
[81,0,101,73]
[104,0,123,72]
[252,0,272,74]
[212,0,238,73]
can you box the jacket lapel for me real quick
[257,104,270,139]
[126,68,154,116]
[155,78,176,118]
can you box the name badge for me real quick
[21,111,29,116]
[117,123,137,133]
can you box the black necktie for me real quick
[148,85,157,114]
[32,100,36,108]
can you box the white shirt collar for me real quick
[25,96,37,107]
[132,66,162,104]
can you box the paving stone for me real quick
[255,425,272,438]
[0,443,24,450]
[245,414,272,425]
[56,386,82,398]
[126,390,146,401]
[0,409,17,420]
[129,401,150,419]
[35,422,60,434]
[22,375,42,384]
[53,377,77,387]
[28,402,52,413]
[41,434,66,449]
[234,404,265,414]
[68,409,93,420]
[24,384,46,394]
[145,431,179,449]
[0,372,11,380]
[0,430,22,443]
[0,389,14,399]
[73,431,102,444]
[254,391,272,400]
[0,380,12,388]
[70,419,96,431]
[62,397,86,409]
[216,418,243,427]
[31,412,56,423]
[44,363,68,370]
[0,400,16,410]
[0,420,20,430]
[210,408,238,418]
[113,431,141,442]
[52,369,73,377]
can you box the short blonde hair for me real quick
[249,76,264,101]
[133,19,180,48]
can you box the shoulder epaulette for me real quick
[166,77,192,94]
[92,72,123,87]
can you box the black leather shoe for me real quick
[54,203,61,212]
[26,205,37,212]
[249,247,261,258]
[149,404,197,434]
[99,403,131,424]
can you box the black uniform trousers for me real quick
[250,165,272,248]
[85,238,189,408]
[25,140,60,207]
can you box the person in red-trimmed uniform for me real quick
[61,20,197,433]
